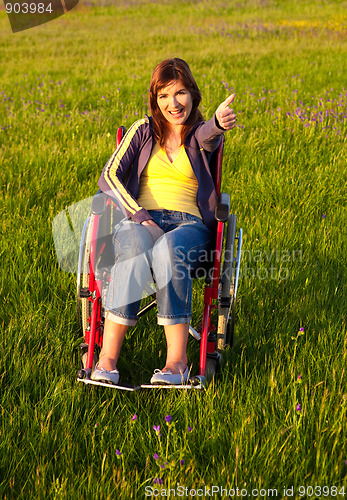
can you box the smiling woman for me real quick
[94,57,237,386]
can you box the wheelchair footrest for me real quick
[77,378,207,391]
[77,378,141,391]
[140,383,205,390]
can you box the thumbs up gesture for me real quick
[215,94,236,131]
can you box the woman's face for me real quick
[157,80,193,128]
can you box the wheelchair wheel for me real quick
[205,353,220,382]
[79,343,99,370]
[76,214,94,334]
[217,214,237,350]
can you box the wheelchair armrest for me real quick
[215,192,230,222]
[91,190,108,215]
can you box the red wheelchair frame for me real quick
[76,126,242,389]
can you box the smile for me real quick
[169,109,184,116]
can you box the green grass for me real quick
[0,0,346,498]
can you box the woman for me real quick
[92,58,236,385]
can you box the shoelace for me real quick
[153,369,172,375]
[96,364,119,374]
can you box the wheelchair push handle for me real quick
[91,190,108,215]
[215,192,230,222]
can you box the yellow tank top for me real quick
[137,142,202,218]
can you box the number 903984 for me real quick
[297,486,345,497]
[5,3,53,14]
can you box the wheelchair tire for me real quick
[205,357,217,382]
[205,354,220,382]
[217,214,237,351]
[80,345,98,370]
[76,214,95,334]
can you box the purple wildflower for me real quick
[180,459,185,465]
[153,453,159,460]
[299,327,304,332]
[116,449,121,457]
[153,425,161,436]
[154,478,163,485]
[296,404,302,412]
[188,426,192,432]
[131,414,137,422]
[165,415,172,424]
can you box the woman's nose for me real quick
[170,95,178,107]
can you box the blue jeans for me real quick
[105,210,213,326]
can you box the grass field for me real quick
[0,0,346,498]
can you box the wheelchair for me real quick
[76,126,242,390]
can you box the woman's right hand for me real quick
[141,220,164,243]
[215,94,236,130]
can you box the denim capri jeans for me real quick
[105,209,213,326]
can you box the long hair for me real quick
[149,58,204,146]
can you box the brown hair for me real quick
[149,58,204,146]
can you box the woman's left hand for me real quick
[215,94,237,131]
[141,219,164,243]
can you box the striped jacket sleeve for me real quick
[195,114,224,152]
[98,118,152,223]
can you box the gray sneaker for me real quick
[150,366,189,385]
[91,363,119,385]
